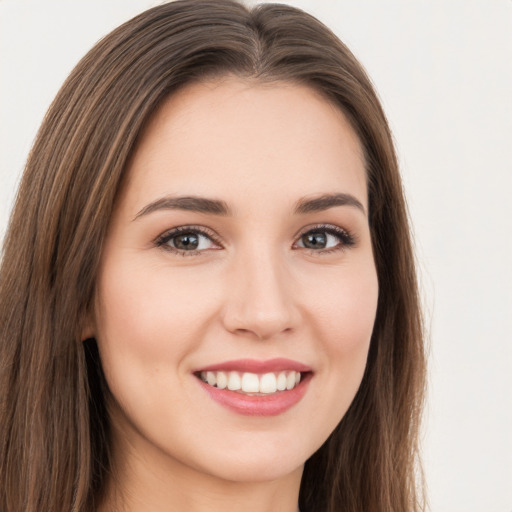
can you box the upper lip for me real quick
[195,358,312,374]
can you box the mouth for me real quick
[196,369,304,395]
[193,359,312,416]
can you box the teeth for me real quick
[206,371,217,386]
[286,372,295,390]
[227,371,241,391]
[216,371,227,390]
[276,372,287,391]
[260,373,277,394]
[241,372,260,393]
[200,370,303,395]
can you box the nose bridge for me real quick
[222,244,298,339]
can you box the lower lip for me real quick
[197,373,311,416]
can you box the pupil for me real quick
[174,233,199,250]
[303,232,326,249]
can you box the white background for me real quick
[1,1,511,510]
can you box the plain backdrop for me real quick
[1,1,511,511]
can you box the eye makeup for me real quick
[155,225,222,256]
[154,222,356,257]
[294,223,356,254]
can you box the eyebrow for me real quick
[294,193,366,215]
[133,196,231,220]
[133,192,366,221]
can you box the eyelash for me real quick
[294,224,356,254]
[154,223,356,256]
[155,225,221,256]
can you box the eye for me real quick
[156,226,220,254]
[295,225,355,252]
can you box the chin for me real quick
[203,455,304,484]
[185,433,314,484]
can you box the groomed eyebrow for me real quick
[133,196,231,220]
[133,192,365,221]
[294,193,366,215]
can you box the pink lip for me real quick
[197,374,311,416]
[194,359,313,417]
[195,358,312,374]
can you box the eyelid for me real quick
[155,225,223,254]
[292,223,356,252]
[154,222,356,256]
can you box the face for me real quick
[92,78,378,488]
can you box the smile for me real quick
[194,358,312,416]
[199,370,301,395]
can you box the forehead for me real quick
[122,78,367,213]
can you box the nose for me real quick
[221,250,300,340]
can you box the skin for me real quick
[89,77,379,512]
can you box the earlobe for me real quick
[80,311,96,342]
[81,329,95,343]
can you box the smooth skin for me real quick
[89,77,379,512]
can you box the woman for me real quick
[0,1,426,511]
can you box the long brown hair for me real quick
[0,1,426,511]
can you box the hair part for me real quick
[0,1,426,511]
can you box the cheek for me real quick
[306,261,379,352]
[93,259,219,420]
[95,258,218,358]
[303,262,378,415]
